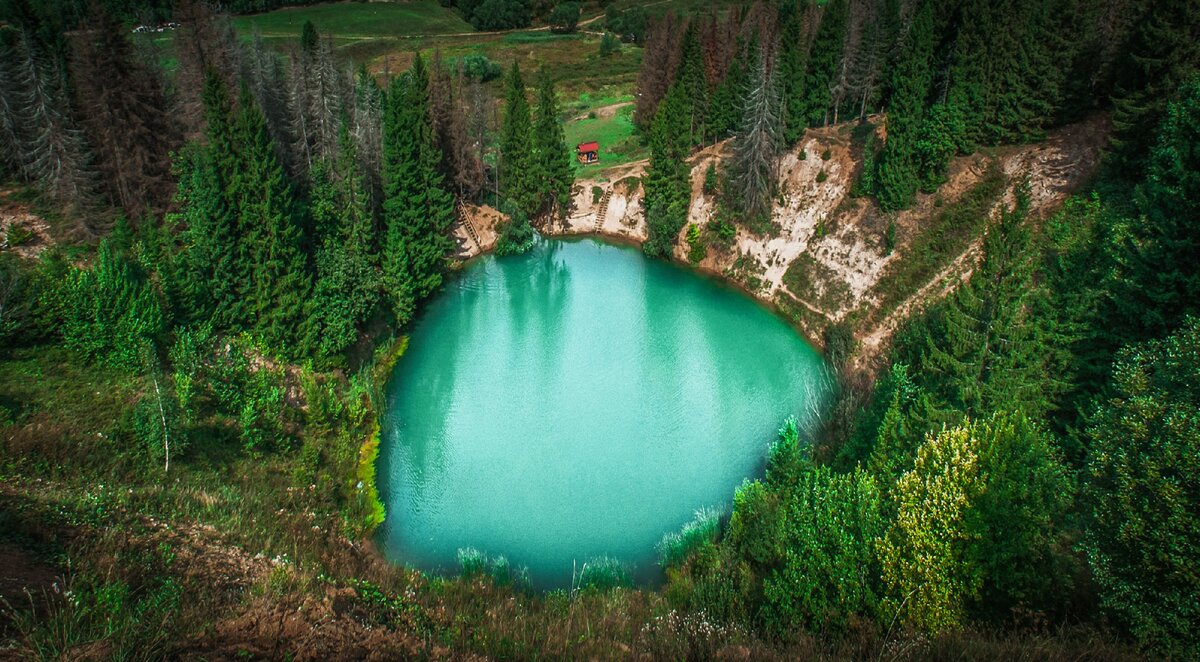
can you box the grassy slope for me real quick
[232,0,472,42]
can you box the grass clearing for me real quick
[564,101,644,177]
[232,0,472,41]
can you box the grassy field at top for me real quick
[232,0,473,42]
[563,99,644,178]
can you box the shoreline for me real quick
[454,226,831,351]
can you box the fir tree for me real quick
[642,83,691,258]
[800,0,847,128]
[532,71,573,219]
[499,61,537,216]
[380,53,455,325]
[311,123,380,361]
[232,85,314,355]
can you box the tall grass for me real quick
[657,506,725,569]
[573,557,631,593]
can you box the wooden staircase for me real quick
[456,201,481,253]
[593,189,613,232]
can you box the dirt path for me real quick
[572,101,633,121]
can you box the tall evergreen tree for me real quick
[800,0,847,128]
[311,122,379,361]
[922,182,1067,422]
[380,53,455,325]
[1109,0,1200,171]
[728,42,782,228]
[642,82,691,258]
[231,85,314,355]
[71,2,177,217]
[875,0,935,211]
[532,71,573,219]
[499,61,537,216]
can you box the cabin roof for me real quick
[576,141,600,152]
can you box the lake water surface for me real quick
[377,238,830,587]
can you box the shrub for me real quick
[821,148,832,161]
[495,200,536,256]
[469,0,532,31]
[816,169,828,183]
[457,53,502,82]
[591,185,603,203]
[575,557,630,592]
[3,223,34,246]
[703,162,718,196]
[658,506,724,568]
[598,32,619,57]
[685,224,707,265]
[548,1,580,33]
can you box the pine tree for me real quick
[232,85,314,355]
[642,82,691,258]
[71,2,177,216]
[800,0,847,128]
[922,182,1067,421]
[532,71,573,219]
[311,122,380,361]
[380,53,455,325]
[875,0,935,211]
[499,61,537,216]
[728,42,782,228]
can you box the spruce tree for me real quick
[922,182,1066,421]
[675,26,708,145]
[875,0,935,211]
[381,53,455,325]
[532,71,573,219]
[779,8,811,144]
[1109,0,1200,172]
[728,42,782,228]
[1109,76,1200,341]
[70,2,177,216]
[175,72,241,329]
[232,85,314,355]
[499,61,537,216]
[642,82,691,258]
[800,0,847,128]
[312,122,380,361]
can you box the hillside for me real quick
[455,114,1108,371]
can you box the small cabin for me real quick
[576,141,599,164]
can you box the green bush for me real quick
[456,53,502,82]
[575,557,630,592]
[658,506,723,568]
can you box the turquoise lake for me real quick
[377,238,831,588]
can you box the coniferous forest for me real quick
[1,0,1198,659]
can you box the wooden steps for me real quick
[456,201,482,252]
[593,189,613,232]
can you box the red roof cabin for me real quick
[576,141,600,164]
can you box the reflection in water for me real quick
[377,239,831,588]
